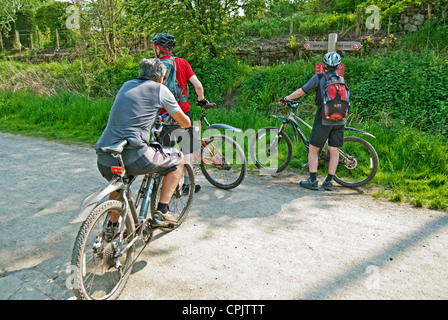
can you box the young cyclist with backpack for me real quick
[279,52,349,191]
[150,33,215,193]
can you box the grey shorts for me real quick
[97,142,183,181]
[309,116,345,149]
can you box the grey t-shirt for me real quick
[95,79,181,151]
[301,70,345,126]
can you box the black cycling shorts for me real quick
[309,116,345,149]
[158,110,201,154]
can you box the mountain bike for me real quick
[69,124,195,300]
[249,100,379,188]
[157,103,247,190]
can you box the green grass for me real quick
[0,90,112,144]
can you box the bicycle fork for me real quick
[268,123,287,154]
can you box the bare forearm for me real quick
[284,88,305,101]
[189,75,204,101]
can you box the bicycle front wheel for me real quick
[333,136,379,188]
[71,200,135,300]
[200,135,247,189]
[249,127,293,173]
[150,163,195,232]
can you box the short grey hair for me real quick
[138,58,167,81]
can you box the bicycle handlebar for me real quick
[285,100,302,108]
[196,100,218,110]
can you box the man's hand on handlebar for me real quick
[196,98,217,109]
[278,98,301,108]
[279,97,288,106]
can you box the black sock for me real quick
[325,174,334,182]
[157,203,169,214]
[310,172,317,182]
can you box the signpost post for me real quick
[304,33,363,77]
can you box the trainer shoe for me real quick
[182,183,201,193]
[299,178,318,191]
[322,180,333,191]
[152,210,179,227]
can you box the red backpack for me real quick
[320,73,350,121]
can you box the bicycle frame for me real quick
[70,148,157,256]
[70,165,150,226]
[274,104,376,149]
[193,107,242,165]
[270,102,377,170]
[273,111,312,148]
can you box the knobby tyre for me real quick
[150,164,195,232]
[249,127,293,173]
[333,136,379,188]
[200,135,247,189]
[71,200,135,300]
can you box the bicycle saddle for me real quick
[98,140,128,155]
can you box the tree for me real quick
[0,0,50,50]
[78,0,142,62]
[35,1,72,48]
[0,0,48,32]
[137,0,249,60]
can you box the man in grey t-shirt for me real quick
[95,58,191,227]
[279,52,345,191]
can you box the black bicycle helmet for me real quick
[323,52,341,70]
[150,33,176,49]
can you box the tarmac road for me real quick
[1,131,448,301]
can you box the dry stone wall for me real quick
[398,6,428,32]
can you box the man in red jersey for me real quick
[151,33,214,193]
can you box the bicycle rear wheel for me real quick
[333,136,379,188]
[150,164,195,232]
[200,135,247,189]
[71,200,135,300]
[249,127,293,173]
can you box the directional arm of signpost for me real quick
[304,33,363,52]
[304,33,363,77]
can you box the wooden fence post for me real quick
[290,12,294,37]
[37,30,41,50]
[387,15,391,36]
[16,30,21,52]
[144,27,148,51]
[356,7,361,37]
[328,33,338,52]
[56,29,60,51]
